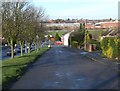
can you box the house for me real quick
[61,30,74,46]
[85,20,119,29]
[101,21,119,29]
[101,29,120,40]
[63,33,70,46]
[85,23,94,29]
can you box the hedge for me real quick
[90,39,101,50]
[71,41,78,48]
[100,37,120,59]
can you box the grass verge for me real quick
[1,47,50,89]
[47,30,67,37]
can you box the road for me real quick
[10,46,119,89]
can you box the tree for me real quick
[83,23,86,31]
[2,2,27,58]
[15,2,28,56]
[20,5,47,53]
[2,2,48,58]
[55,32,61,41]
[86,31,92,43]
[78,23,83,32]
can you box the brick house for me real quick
[85,20,119,29]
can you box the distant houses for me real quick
[46,19,119,31]
[86,20,119,29]
[62,33,70,46]
[101,29,120,39]
[61,30,75,46]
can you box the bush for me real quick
[54,32,61,41]
[69,32,85,47]
[100,37,119,59]
[90,39,101,50]
[71,41,78,48]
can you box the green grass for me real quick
[88,29,104,40]
[1,47,50,88]
[47,30,67,37]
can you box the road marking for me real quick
[76,78,84,81]
[54,82,61,84]
[80,52,88,55]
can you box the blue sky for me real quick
[30,0,119,19]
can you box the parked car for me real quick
[14,47,21,53]
[30,46,35,52]
[14,47,25,53]
[54,41,62,45]
[7,49,17,56]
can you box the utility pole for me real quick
[84,30,86,51]
[70,35,72,47]
[84,22,87,51]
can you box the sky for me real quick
[30,0,119,20]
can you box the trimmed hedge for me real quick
[90,39,101,50]
[100,37,120,59]
[71,41,78,48]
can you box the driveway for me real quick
[10,46,119,89]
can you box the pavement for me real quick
[10,46,119,89]
[80,50,119,71]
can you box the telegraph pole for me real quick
[84,22,87,51]
[84,30,86,51]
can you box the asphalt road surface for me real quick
[10,46,119,89]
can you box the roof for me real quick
[101,30,113,36]
[101,29,120,37]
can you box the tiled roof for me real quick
[101,29,120,37]
[101,30,113,36]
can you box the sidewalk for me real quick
[81,50,119,71]
[64,46,119,71]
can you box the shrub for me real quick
[90,39,101,50]
[54,32,61,41]
[71,41,78,48]
[100,37,120,59]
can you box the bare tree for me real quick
[2,2,48,58]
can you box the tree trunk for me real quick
[35,42,37,52]
[37,41,39,52]
[21,45,23,56]
[39,40,41,50]
[20,41,23,56]
[10,39,14,59]
[28,43,30,53]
